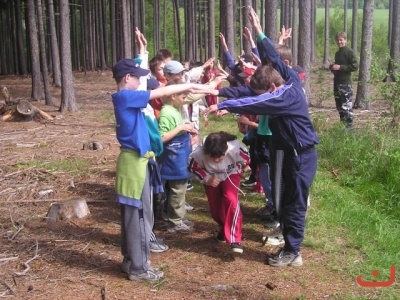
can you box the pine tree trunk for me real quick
[264,0,278,42]
[27,0,44,101]
[36,0,54,106]
[208,0,216,59]
[59,0,77,112]
[298,0,312,105]
[15,0,28,75]
[47,0,61,87]
[355,0,374,109]
[351,0,358,53]
[323,0,330,66]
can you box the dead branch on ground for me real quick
[14,239,40,277]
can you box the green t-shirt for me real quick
[158,104,184,136]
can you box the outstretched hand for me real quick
[247,6,262,35]
[202,104,219,116]
[243,26,256,48]
[278,25,292,45]
[134,27,146,53]
[219,32,228,51]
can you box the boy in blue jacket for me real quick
[205,7,319,267]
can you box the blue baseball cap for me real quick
[147,78,160,90]
[112,59,150,79]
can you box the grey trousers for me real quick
[120,168,154,274]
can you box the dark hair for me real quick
[149,56,164,74]
[275,44,292,65]
[250,65,285,91]
[203,131,237,158]
[156,48,173,60]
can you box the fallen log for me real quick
[2,109,16,121]
[34,106,53,121]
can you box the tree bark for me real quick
[298,0,312,105]
[291,0,298,66]
[36,0,54,106]
[351,0,358,53]
[344,0,348,33]
[208,0,216,59]
[27,0,44,101]
[355,0,374,109]
[15,0,28,75]
[47,0,61,87]
[121,0,131,58]
[59,0,77,112]
[264,0,278,42]
[323,0,330,66]
[384,0,400,82]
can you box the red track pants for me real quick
[204,173,243,244]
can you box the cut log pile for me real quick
[1,86,53,122]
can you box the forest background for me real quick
[0,0,399,299]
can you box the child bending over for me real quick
[188,131,250,254]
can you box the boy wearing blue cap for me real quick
[112,58,209,282]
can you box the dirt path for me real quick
[0,73,375,299]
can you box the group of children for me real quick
[111,5,358,282]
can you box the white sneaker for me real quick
[167,222,193,233]
[266,233,285,246]
[185,203,194,211]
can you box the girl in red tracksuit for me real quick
[188,131,250,253]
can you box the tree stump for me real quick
[45,200,90,222]
[17,100,35,117]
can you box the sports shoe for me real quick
[121,258,130,274]
[254,205,275,217]
[150,238,169,253]
[186,183,194,191]
[264,218,280,229]
[268,249,303,267]
[185,203,194,211]
[183,219,194,228]
[128,268,164,282]
[241,179,256,187]
[216,231,226,243]
[231,243,243,253]
[167,222,193,233]
[266,233,285,246]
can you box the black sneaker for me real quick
[242,179,256,187]
[231,243,243,254]
[216,231,226,243]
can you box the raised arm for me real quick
[277,26,292,45]
[243,26,260,60]
[219,32,236,70]
[248,6,292,81]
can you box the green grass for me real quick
[316,8,389,26]
[15,157,91,176]
[201,115,400,297]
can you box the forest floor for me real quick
[0,71,389,300]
